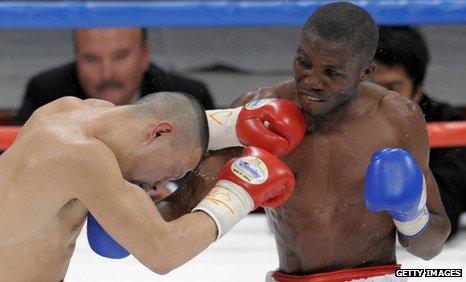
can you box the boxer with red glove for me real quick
[207,98,306,156]
[193,146,295,238]
[88,146,295,258]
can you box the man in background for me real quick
[372,26,466,239]
[14,28,214,125]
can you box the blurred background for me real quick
[0,25,465,109]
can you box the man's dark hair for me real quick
[375,26,430,90]
[303,2,379,65]
[131,92,209,155]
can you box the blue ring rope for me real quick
[0,1,465,29]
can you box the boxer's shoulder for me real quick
[380,90,424,131]
[29,96,88,122]
[82,98,115,108]
[42,96,85,111]
[232,84,297,107]
[360,82,423,125]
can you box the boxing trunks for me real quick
[266,264,406,282]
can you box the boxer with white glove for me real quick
[365,148,429,237]
[207,98,306,156]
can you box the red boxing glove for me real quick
[218,146,295,208]
[193,146,295,239]
[236,98,306,157]
[207,98,306,157]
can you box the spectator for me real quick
[373,26,466,239]
[14,28,214,125]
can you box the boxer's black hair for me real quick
[302,2,379,65]
[375,26,430,90]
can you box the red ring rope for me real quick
[0,122,465,151]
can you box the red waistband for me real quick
[272,264,401,282]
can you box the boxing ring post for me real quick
[1,122,466,151]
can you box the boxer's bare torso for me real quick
[264,84,401,273]
[0,97,114,281]
[162,81,446,275]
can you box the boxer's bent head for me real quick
[123,92,208,192]
[293,2,378,117]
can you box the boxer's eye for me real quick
[298,58,312,69]
[325,68,343,78]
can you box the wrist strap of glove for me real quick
[393,175,430,237]
[394,206,429,237]
[206,107,243,151]
[192,180,254,239]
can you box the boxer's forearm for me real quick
[398,212,450,260]
[157,200,190,221]
[157,211,217,273]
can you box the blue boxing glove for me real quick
[364,148,429,237]
[87,213,130,259]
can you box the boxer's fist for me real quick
[236,99,306,156]
[207,98,306,156]
[87,213,130,259]
[364,148,429,237]
[218,146,295,208]
[193,146,295,238]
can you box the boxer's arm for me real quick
[67,145,218,274]
[384,93,450,260]
[231,79,297,107]
[157,147,242,221]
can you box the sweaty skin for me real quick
[160,82,450,275]
[0,97,217,281]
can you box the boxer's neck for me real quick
[308,89,362,133]
[88,107,147,165]
[308,109,348,133]
[308,101,358,133]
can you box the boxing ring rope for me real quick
[0,1,466,28]
[1,122,465,151]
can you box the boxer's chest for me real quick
[272,117,402,225]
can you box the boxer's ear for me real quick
[147,122,173,142]
[359,62,376,82]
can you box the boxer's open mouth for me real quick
[303,94,325,102]
[298,89,325,102]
